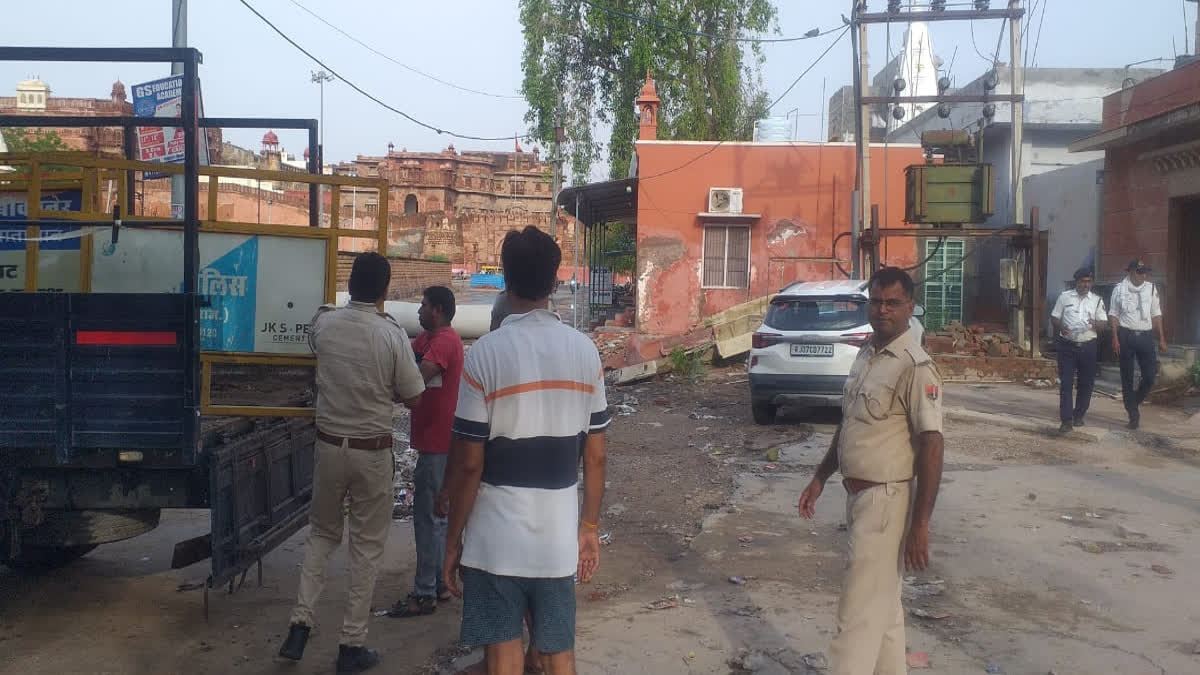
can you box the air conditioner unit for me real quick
[708,187,743,214]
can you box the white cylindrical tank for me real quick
[753,116,792,142]
[334,292,493,338]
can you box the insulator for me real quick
[982,103,997,119]
[893,106,907,121]
[938,76,952,92]
[938,103,952,119]
[893,78,907,93]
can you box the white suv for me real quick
[748,280,925,424]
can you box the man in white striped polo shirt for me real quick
[443,226,610,675]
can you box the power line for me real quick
[639,26,851,183]
[238,0,520,142]
[1031,0,1048,68]
[287,0,522,100]
[578,0,841,44]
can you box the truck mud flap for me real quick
[206,416,315,588]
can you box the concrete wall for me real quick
[633,141,924,337]
[1023,159,1104,327]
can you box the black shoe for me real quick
[1073,417,1085,428]
[336,645,380,674]
[277,623,310,661]
[1059,421,1073,434]
[1128,416,1140,430]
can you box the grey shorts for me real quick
[459,567,576,654]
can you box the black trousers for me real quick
[1118,328,1158,418]
[1057,338,1097,423]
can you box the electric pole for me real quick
[171,0,186,219]
[311,70,334,224]
[550,118,565,238]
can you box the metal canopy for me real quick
[558,177,638,226]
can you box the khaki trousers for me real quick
[289,437,393,647]
[829,481,912,675]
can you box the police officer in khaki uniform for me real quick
[799,267,945,675]
[278,252,425,674]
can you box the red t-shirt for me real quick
[409,327,464,454]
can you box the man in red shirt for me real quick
[388,286,463,618]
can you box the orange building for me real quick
[563,73,925,346]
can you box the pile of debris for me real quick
[924,321,1028,358]
[391,427,417,520]
[592,331,632,369]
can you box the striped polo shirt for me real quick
[452,309,611,578]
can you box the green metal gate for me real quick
[923,238,964,332]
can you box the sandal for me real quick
[386,593,437,618]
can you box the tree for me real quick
[520,0,776,182]
[1,128,69,153]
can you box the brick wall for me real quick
[336,252,451,300]
[934,354,1057,382]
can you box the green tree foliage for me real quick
[520,0,776,181]
[1,128,69,153]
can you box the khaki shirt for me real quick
[310,301,425,438]
[838,327,943,483]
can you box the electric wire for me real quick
[578,0,842,44]
[287,0,522,100]
[238,0,521,142]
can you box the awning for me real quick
[1070,101,1200,153]
[558,177,638,227]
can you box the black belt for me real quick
[316,429,393,450]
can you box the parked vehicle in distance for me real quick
[748,280,925,424]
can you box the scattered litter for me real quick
[1081,542,1103,554]
[903,578,945,599]
[613,404,636,416]
[371,609,389,617]
[1085,511,1102,519]
[1079,599,1092,605]
[586,591,610,602]
[737,535,754,544]
[639,421,663,428]
[837,523,848,531]
[687,651,696,660]
[906,651,931,669]
[728,576,747,586]
[1150,564,1174,576]
[695,426,710,432]
[1060,515,1074,521]
[765,447,780,462]
[909,608,951,620]
[763,463,779,471]
[688,412,722,420]
[802,652,828,669]
[682,599,696,606]
[985,665,1003,674]
[954,537,969,544]
[646,598,679,611]
[623,395,640,406]
[599,532,613,546]
[176,581,206,592]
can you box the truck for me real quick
[0,47,390,595]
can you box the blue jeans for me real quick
[412,452,448,598]
[1118,328,1158,419]
[1057,338,1097,423]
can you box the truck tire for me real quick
[3,545,97,572]
[752,401,777,425]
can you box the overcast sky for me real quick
[1,0,1191,179]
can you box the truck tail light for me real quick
[752,332,782,349]
[839,332,872,347]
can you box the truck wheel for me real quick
[752,401,777,425]
[3,545,97,572]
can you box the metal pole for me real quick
[573,192,580,329]
[311,71,333,225]
[181,49,199,464]
[170,0,186,219]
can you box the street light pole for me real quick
[311,70,334,223]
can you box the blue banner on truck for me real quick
[0,189,83,292]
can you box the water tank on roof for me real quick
[753,117,792,142]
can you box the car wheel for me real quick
[752,401,777,425]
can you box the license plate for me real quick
[790,343,834,357]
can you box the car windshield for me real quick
[765,297,867,331]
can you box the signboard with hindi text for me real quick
[0,189,84,293]
[90,230,326,354]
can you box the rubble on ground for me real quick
[923,321,1029,358]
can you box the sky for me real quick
[1,0,1194,180]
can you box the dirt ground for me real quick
[2,367,1199,674]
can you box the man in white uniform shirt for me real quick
[1050,268,1107,433]
[1109,259,1166,429]
[444,226,610,675]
